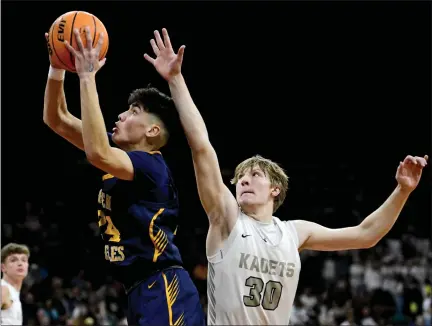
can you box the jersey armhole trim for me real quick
[286,220,300,249]
[207,212,241,264]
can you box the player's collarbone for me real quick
[238,252,296,278]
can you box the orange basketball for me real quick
[47,11,109,72]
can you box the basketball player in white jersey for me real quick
[145,28,428,325]
[1,243,30,325]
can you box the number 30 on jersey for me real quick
[243,276,283,310]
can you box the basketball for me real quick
[47,11,109,72]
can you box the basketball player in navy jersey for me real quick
[43,28,205,326]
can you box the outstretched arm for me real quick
[65,27,134,180]
[43,34,84,150]
[145,29,239,230]
[294,155,428,251]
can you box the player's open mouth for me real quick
[242,191,254,195]
[113,127,118,132]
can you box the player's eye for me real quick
[253,172,260,177]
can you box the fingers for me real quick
[177,45,186,65]
[45,33,49,42]
[154,30,165,50]
[150,39,160,56]
[99,58,107,68]
[143,53,155,65]
[64,40,77,56]
[73,29,85,53]
[95,32,105,55]
[162,28,172,49]
[84,26,93,51]
[402,155,428,168]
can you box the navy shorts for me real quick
[126,267,206,326]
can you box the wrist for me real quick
[168,74,184,86]
[48,66,65,81]
[395,184,412,196]
[78,73,96,82]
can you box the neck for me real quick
[121,142,157,153]
[3,275,23,292]
[242,204,274,223]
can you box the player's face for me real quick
[236,167,278,209]
[112,104,156,147]
[1,254,29,280]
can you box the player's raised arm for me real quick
[144,29,239,228]
[43,33,85,151]
[293,155,428,251]
[64,27,135,180]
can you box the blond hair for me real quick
[231,155,289,212]
[1,243,30,263]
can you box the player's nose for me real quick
[118,112,127,121]
[240,176,250,186]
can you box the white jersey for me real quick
[1,279,23,325]
[207,212,301,325]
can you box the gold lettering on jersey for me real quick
[98,211,121,242]
[149,208,168,262]
[97,190,112,211]
[104,245,125,262]
[239,253,296,278]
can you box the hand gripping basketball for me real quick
[64,26,107,77]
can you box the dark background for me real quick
[1,1,431,324]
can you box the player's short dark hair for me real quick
[128,86,177,148]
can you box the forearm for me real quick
[43,74,71,127]
[168,74,210,151]
[359,185,411,244]
[79,76,110,158]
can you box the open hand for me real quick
[144,28,185,82]
[64,26,106,78]
[396,155,428,193]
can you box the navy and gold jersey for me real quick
[97,147,183,288]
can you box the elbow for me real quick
[357,225,380,249]
[43,109,65,131]
[362,239,378,249]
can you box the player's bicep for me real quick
[293,220,372,251]
[88,147,134,181]
[191,145,238,226]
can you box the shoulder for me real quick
[126,151,168,178]
[283,219,311,249]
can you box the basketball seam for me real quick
[69,11,79,72]
[51,19,73,71]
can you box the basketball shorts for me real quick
[126,267,206,326]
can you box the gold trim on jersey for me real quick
[149,208,169,262]
[162,273,185,326]
[102,174,115,181]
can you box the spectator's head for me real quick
[1,243,30,282]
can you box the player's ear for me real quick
[145,124,161,138]
[1,263,6,273]
[271,187,280,198]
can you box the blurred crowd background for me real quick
[2,1,430,325]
